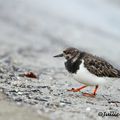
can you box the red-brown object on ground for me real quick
[20,72,37,79]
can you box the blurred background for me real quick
[0,0,120,119]
[0,0,120,67]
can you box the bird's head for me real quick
[54,47,81,63]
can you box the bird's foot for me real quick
[67,86,87,92]
[67,88,81,92]
[82,92,96,97]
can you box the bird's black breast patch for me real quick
[65,59,82,73]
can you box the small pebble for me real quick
[86,107,91,112]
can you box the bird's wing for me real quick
[83,54,120,77]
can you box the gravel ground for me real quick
[0,0,120,120]
[0,92,49,120]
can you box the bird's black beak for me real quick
[53,53,63,57]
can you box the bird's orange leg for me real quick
[82,85,99,97]
[93,85,99,95]
[67,85,87,92]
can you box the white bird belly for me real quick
[72,60,107,86]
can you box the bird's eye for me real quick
[63,51,67,54]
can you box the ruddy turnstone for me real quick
[54,47,120,97]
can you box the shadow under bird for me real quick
[54,47,120,97]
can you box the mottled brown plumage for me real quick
[83,53,120,78]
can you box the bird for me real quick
[54,47,120,97]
